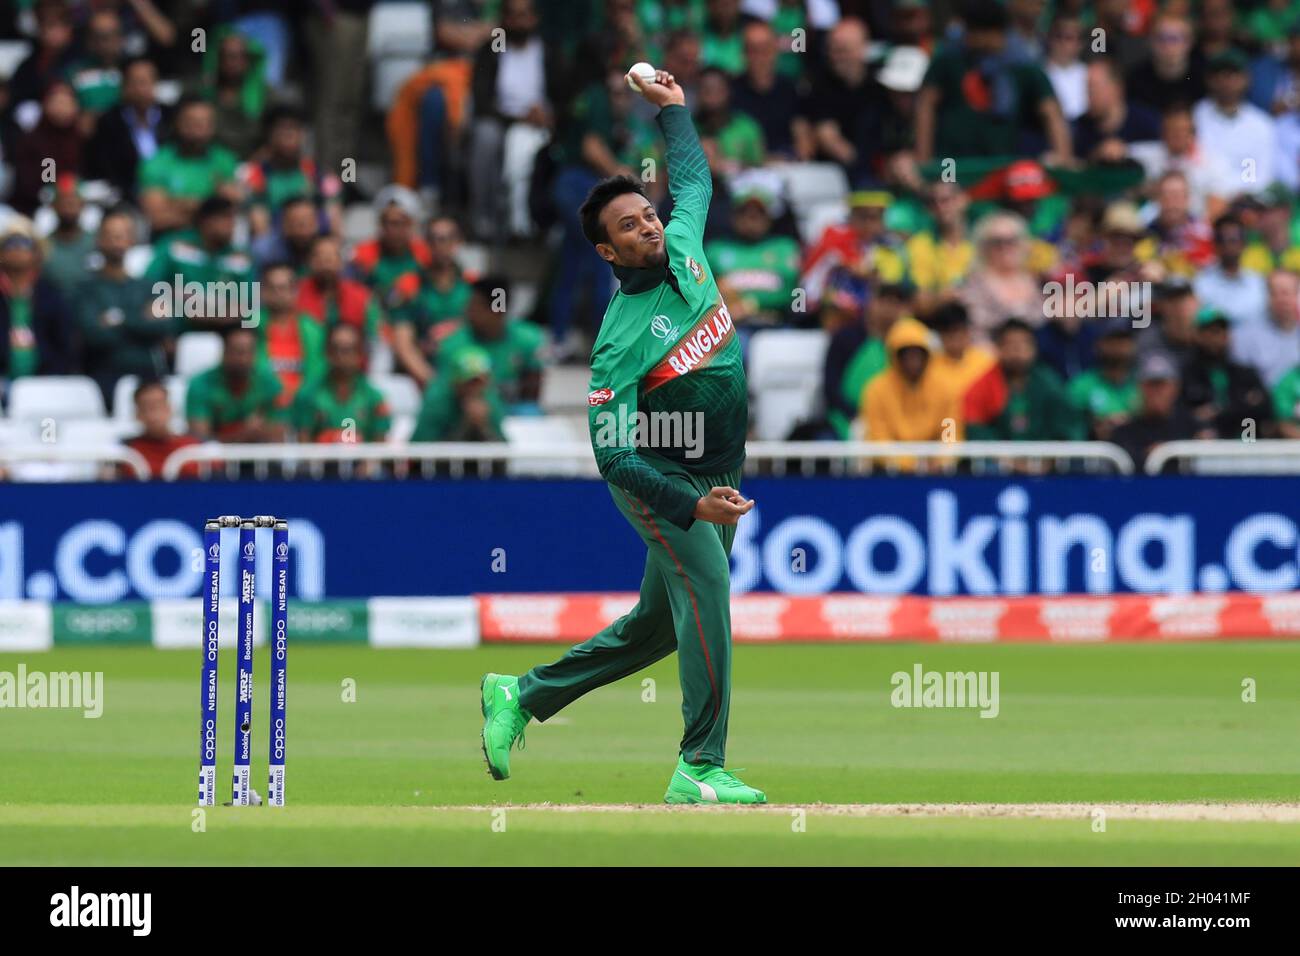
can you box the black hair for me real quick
[993,316,1035,342]
[263,104,305,135]
[579,176,649,246]
[471,275,511,306]
[173,93,212,117]
[962,0,1010,32]
[120,55,158,80]
[260,260,295,279]
[279,194,318,215]
[928,302,970,331]
[1212,213,1244,241]
[133,377,167,403]
[196,195,236,222]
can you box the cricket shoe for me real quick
[664,757,767,804]
[480,673,531,780]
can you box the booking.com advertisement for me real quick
[0,477,1297,603]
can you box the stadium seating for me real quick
[367,2,433,111]
[501,414,586,476]
[747,330,830,440]
[6,376,106,424]
[174,333,224,378]
[372,373,423,420]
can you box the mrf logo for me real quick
[588,387,615,406]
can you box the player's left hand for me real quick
[628,69,686,109]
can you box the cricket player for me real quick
[479,68,765,804]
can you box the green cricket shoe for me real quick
[664,757,767,805]
[480,673,531,780]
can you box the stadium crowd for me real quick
[1,0,1300,477]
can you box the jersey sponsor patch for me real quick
[642,301,735,393]
[588,387,616,406]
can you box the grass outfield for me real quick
[1,641,1298,865]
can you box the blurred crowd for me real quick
[0,0,1299,476]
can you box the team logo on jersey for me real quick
[650,314,677,339]
[686,257,706,284]
[588,387,616,406]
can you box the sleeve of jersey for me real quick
[657,104,711,254]
[588,343,701,530]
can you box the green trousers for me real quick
[517,466,740,766]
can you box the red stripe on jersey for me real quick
[642,301,736,395]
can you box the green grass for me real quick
[1,642,1299,865]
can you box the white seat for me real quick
[778,162,849,212]
[0,41,32,81]
[0,419,37,446]
[58,418,133,447]
[175,332,224,378]
[502,415,583,476]
[367,2,432,55]
[797,201,848,245]
[747,329,830,440]
[372,373,422,418]
[388,413,417,444]
[6,376,105,423]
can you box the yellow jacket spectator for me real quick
[927,302,996,397]
[861,317,963,470]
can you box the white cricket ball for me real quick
[626,62,657,90]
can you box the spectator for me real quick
[1145,171,1215,275]
[307,0,372,188]
[1071,61,1161,163]
[85,56,168,201]
[1066,319,1140,440]
[1241,185,1300,273]
[11,80,83,216]
[138,97,240,235]
[1131,111,1234,228]
[0,230,76,380]
[185,326,285,442]
[351,186,431,302]
[1111,351,1198,472]
[906,181,974,311]
[122,378,200,478]
[801,191,906,311]
[887,0,934,50]
[1042,14,1087,121]
[1125,13,1204,113]
[42,177,95,301]
[7,0,76,111]
[875,45,931,190]
[729,20,812,160]
[695,66,764,174]
[252,262,325,409]
[820,269,894,439]
[242,106,342,239]
[292,322,391,443]
[145,195,254,333]
[807,18,883,187]
[77,207,163,403]
[861,316,963,469]
[1194,214,1269,326]
[959,211,1044,344]
[65,9,125,120]
[467,0,552,240]
[435,276,544,412]
[1230,270,1300,389]
[1273,358,1300,437]
[706,184,800,327]
[411,345,505,442]
[916,0,1070,164]
[700,0,745,75]
[296,235,381,341]
[1138,277,1198,367]
[1193,50,1279,193]
[192,27,267,159]
[927,301,996,396]
[1180,308,1275,439]
[251,195,322,274]
[1088,0,1151,74]
[390,217,475,386]
[964,317,1082,440]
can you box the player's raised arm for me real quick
[627,68,711,241]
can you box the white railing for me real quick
[0,445,151,480]
[1143,440,1300,476]
[159,440,1136,480]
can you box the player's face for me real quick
[597,194,665,269]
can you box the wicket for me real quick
[198,515,289,807]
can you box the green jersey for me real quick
[1067,369,1139,421]
[138,143,239,201]
[704,234,800,314]
[437,320,545,406]
[185,366,284,439]
[587,105,747,530]
[1273,366,1300,423]
[292,374,391,443]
